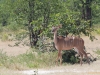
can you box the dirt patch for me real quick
[83,35,100,57]
[0,41,29,56]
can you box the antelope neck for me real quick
[54,31,58,44]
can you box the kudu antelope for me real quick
[51,25,90,65]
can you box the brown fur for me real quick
[52,25,90,65]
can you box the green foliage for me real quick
[0,0,99,41]
[92,0,100,24]
[0,1,99,28]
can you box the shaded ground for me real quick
[0,35,100,75]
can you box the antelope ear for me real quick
[52,26,55,29]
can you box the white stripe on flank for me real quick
[73,37,75,40]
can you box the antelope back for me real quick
[56,36,84,50]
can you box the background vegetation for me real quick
[0,0,100,45]
[0,0,100,70]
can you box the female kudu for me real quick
[51,25,90,65]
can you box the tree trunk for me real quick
[81,0,86,20]
[28,0,38,47]
[81,0,92,27]
[86,0,92,27]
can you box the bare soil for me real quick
[0,35,100,75]
[0,40,29,56]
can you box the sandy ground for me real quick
[0,41,29,56]
[0,35,100,75]
[83,35,100,57]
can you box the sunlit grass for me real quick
[0,49,58,70]
[93,23,100,35]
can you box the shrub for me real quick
[1,33,9,41]
[62,50,79,64]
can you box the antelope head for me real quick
[51,24,62,33]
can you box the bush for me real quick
[62,50,79,64]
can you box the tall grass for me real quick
[95,49,100,59]
[96,29,100,34]
[94,23,100,35]
[0,49,57,70]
